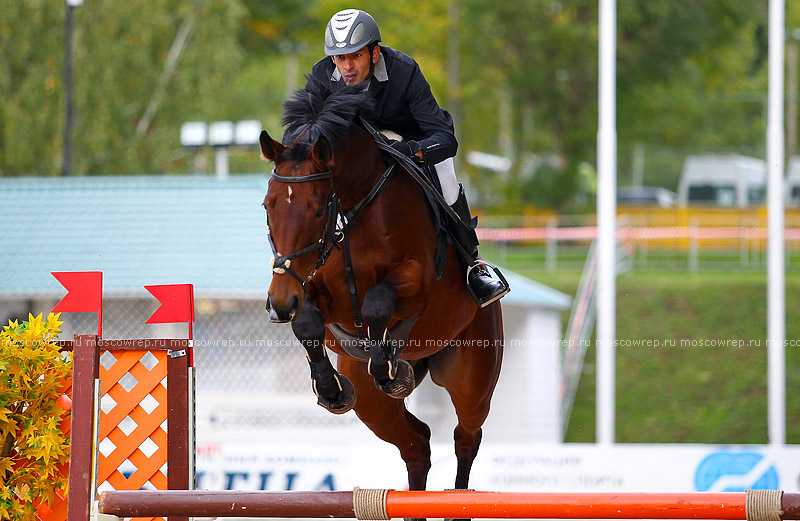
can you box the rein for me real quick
[359,117,461,224]
[266,163,396,337]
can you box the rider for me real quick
[306,8,509,307]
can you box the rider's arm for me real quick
[405,63,458,165]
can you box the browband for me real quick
[271,168,332,183]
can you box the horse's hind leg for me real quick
[337,355,432,493]
[291,297,356,414]
[429,303,503,491]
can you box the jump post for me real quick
[97,489,800,520]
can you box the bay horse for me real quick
[260,82,503,495]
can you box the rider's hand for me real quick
[389,139,423,164]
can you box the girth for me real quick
[327,319,418,361]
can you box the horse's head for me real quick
[262,82,375,323]
[261,130,337,322]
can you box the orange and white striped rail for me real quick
[476,226,800,241]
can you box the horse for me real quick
[260,82,503,496]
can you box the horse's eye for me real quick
[314,208,326,218]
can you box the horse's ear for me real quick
[259,130,284,161]
[312,136,333,166]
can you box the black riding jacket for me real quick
[306,45,458,166]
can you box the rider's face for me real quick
[331,46,379,85]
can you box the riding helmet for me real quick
[324,9,381,56]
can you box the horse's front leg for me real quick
[291,297,356,414]
[363,260,424,399]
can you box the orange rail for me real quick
[387,491,746,519]
[99,489,800,519]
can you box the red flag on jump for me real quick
[51,271,104,337]
[52,271,103,313]
[145,284,195,325]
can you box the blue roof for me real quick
[500,270,571,310]
[0,175,570,309]
[1,175,272,298]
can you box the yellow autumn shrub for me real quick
[0,313,71,521]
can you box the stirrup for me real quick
[466,260,510,308]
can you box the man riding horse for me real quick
[261,11,507,490]
[307,8,509,307]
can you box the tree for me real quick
[459,0,762,210]
[0,0,246,176]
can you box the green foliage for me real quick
[0,0,246,176]
[459,0,763,210]
[238,0,317,55]
[0,0,795,210]
[0,313,71,521]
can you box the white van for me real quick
[785,156,800,206]
[677,155,766,207]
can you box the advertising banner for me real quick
[194,442,800,493]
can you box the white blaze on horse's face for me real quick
[286,186,293,205]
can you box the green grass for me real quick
[482,253,800,444]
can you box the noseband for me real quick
[266,167,342,291]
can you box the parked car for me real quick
[617,186,677,207]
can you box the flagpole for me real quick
[144,282,196,490]
[188,284,194,367]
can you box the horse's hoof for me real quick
[375,359,414,399]
[316,374,356,414]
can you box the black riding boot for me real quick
[449,185,510,307]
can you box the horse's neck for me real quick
[335,131,388,208]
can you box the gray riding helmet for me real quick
[324,9,381,56]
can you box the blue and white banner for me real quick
[194,442,800,493]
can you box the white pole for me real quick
[215,147,230,180]
[596,0,617,445]
[767,0,786,446]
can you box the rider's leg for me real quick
[434,158,510,307]
[436,157,461,206]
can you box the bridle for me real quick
[265,167,342,291]
[265,160,396,335]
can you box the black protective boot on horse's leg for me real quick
[362,281,414,399]
[448,186,510,307]
[291,299,356,414]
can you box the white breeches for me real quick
[435,157,460,205]
[378,130,460,205]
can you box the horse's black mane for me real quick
[281,77,374,158]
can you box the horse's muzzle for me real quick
[266,293,301,323]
